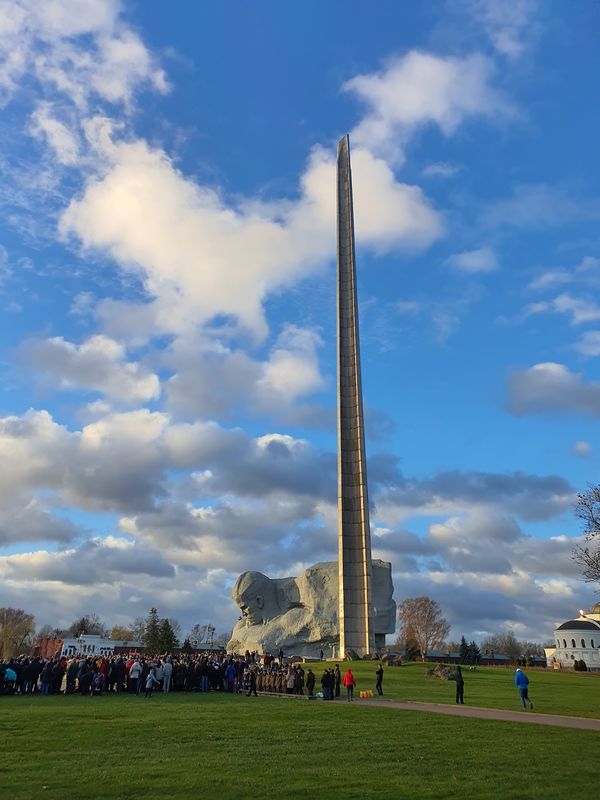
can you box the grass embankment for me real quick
[304,660,600,718]
[1,667,598,800]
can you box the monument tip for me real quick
[337,133,350,156]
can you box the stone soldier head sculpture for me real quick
[232,570,279,625]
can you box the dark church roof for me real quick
[556,620,600,631]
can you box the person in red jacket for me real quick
[343,668,356,701]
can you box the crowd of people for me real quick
[0,650,368,701]
[1,651,538,709]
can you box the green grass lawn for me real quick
[1,675,598,800]
[304,661,600,717]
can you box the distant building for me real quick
[32,634,141,659]
[60,634,142,657]
[544,603,600,671]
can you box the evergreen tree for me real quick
[468,640,481,665]
[142,607,161,654]
[181,638,193,654]
[459,636,469,664]
[158,617,179,653]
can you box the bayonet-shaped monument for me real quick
[228,135,394,658]
[336,134,375,657]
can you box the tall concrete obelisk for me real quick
[337,134,375,658]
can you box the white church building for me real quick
[544,603,600,671]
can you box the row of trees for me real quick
[0,606,230,658]
[396,597,548,664]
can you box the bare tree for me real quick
[519,640,545,657]
[397,597,449,662]
[37,623,57,640]
[168,618,182,642]
[187,624,208,645]
[214,630,231,647]
[0,607,36,658]
[481,631,521,663]
[110,625,135,641]
[67,613,108,637]
[131,616,147,642]
[574,486,600,582]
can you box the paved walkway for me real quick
[360,699,600,731]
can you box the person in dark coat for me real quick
[112,658,126,692]
[306,669,316,697]
[32,658,43,693]
[40,661,53,695]
[375,664,384,696]
[51,661,65,694]
[185,661,195,692]
[320,669,331,700]
[246,668,257,697]
[455,665,464,704]
[78,664,92,695]
[140,661,150,695]
[23,659,38,694]
[334,665,341,698]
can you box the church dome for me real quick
[556,619,600,631]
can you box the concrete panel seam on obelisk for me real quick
[336,134,375,658]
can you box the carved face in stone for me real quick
[232,571,279,625]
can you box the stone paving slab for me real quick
[359,699,600,730]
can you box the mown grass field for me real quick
[304,660,600,717]
[1,663,598,800]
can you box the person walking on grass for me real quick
[454,665,464,704]
[343,668,356,701]
[515,668,533,710]
[375,664,384,696]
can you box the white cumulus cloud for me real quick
[573,441,592,457]
[444,246,498,273]
[20,334,160,404]
[343,50,512,163]
[508,362,600,417]
[0,0,167,107]
[60,127,442,341]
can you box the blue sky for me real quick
[1,0,599,643]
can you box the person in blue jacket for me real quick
[515,668,533,709]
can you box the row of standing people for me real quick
[0,653,260,696]
[1,653,386,700]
